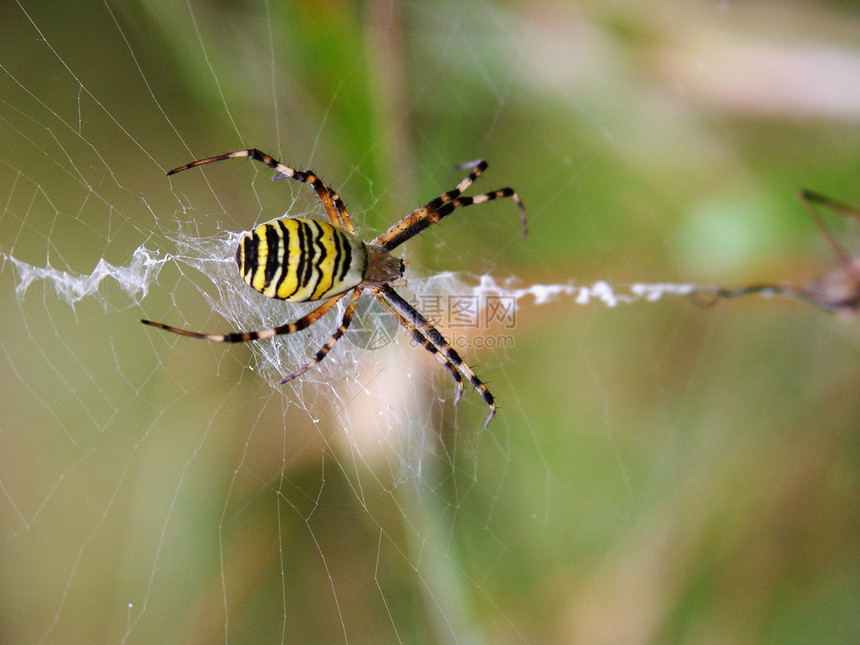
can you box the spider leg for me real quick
[274,174,357,235]
[167,149,348,230]
[799,189,860,269]
[372,160,527,251]
[279,287,363,383]
[320,186,356,235]
[372,291,464,406]
[379,284,495,428]
[141,291,349,343]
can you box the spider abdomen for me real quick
[235,217,368,302]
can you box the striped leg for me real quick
[379,284,495,428]
[167,149,346,230]
[274,173,357,235]
[140,291,348,343]
[372,160,527,251]
[372,291,464,405]
[320,186,357,235]
[279,287,364,383]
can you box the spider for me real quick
[142,149,526,427]
[692,190,860,315]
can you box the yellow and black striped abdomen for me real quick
[235,218,368,302]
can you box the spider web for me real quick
[2,1,860,643]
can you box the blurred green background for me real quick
[2,0,860,642]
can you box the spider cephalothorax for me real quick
[142,149,526,427]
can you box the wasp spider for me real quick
[142,149,526,427]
